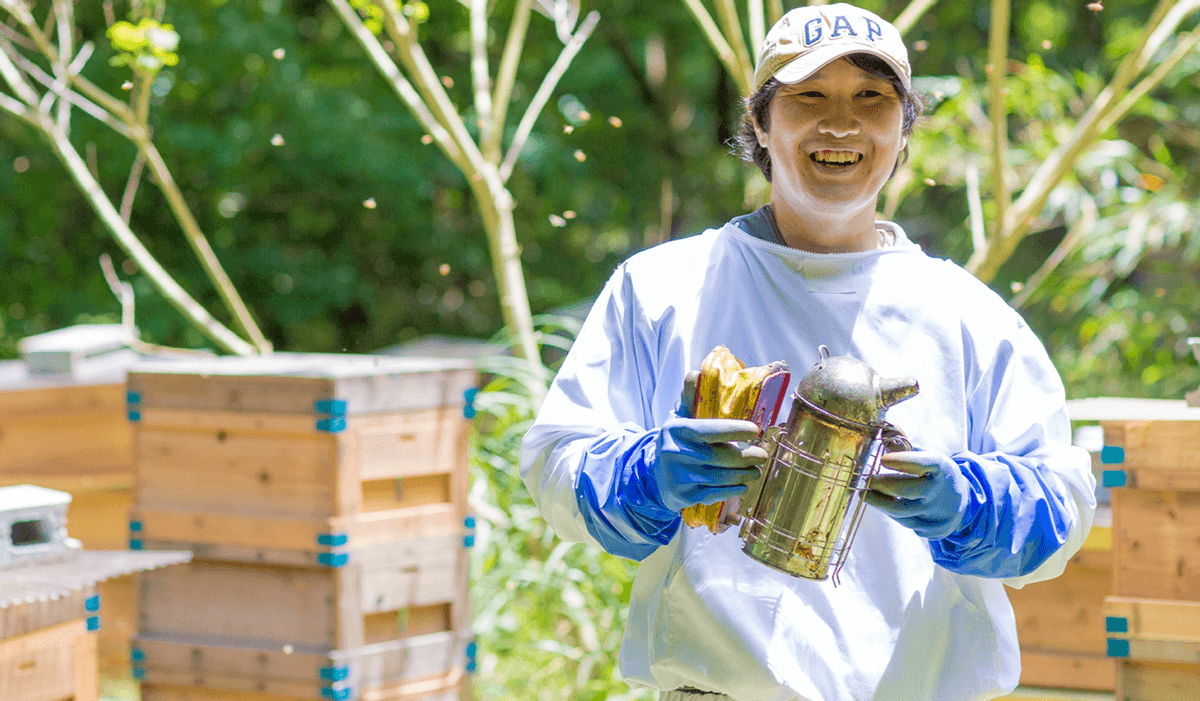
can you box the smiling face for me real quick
[753,57,907,252]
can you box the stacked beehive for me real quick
[1085,398,1200,698]
[1005,412,1114,691]
[126,353,478,701]
[1,484,189,701]
[0,325,164,683]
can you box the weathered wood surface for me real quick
[139,551,468,651]
[127,354,476,415]
[1009,506,1114,691]
[135,629,469,695]
[1114,660,1200,700]
[0,367,132,480]
[0,619,96,701]
[1112,490,1200,601]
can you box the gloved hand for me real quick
[650,414,769,513]
[864,450,974,540]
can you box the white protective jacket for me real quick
[520,218,1096,701]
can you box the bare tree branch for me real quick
[471,0,495,148]
[487,0,532,162]
[1010,196,1098,308]
[985,0,1011,243]
[499,10,599,182]
[680,0,745,95]
[892,0,938,37]
[119,149,145,223]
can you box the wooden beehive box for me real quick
[1074,398,1200,698]
[127,353,477,701]
[1008,506,1114,691]
[126,353,476,561]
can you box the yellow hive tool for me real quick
[680,346,790,533]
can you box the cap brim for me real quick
[771,44,911,91]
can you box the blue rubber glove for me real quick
[864,450,973,540]
[575,414,767,561]
[650,415,768,512]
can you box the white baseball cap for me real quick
[753,3,911,92]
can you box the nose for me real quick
[818,101,860,138]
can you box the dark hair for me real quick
[735,53,926,182]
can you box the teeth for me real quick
[812,150,861,164]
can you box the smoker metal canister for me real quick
[738,348,918,581]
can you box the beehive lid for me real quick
[127,352,478,415]
[1066,397,1200,422]
[0,484,71,513]
[0,549,191,639]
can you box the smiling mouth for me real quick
[810,150,863,166]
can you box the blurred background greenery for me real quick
[2,1,1198,700]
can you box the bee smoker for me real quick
[736,347,919,582]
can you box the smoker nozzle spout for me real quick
[878,377,920,410]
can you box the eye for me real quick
[858,89,884,98]
[797,90,824,98]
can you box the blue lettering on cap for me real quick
[865,18,882,42]
[831,15,858,38]
[804,18,823,46]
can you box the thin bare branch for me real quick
[471,0,495,148]
[714,0,754,92]
[9,46,133,137]
[749,0,766,56]
[1010,196,1098,308]
[985,0,1010,239]
[0,18,37,51]
[139,140,273,353]
[767,0,783,25]
[66,40,93,75]
[43,112,253,354]
[499,10,599,182]
[892,0,938,37]
[99,253,136,333]
[1096,27,1200,137]
[103,1,116,27]
[0,30,41,105]
[0,87,32,123]
[965,160,986,254]
[85,140,99,180]
[968,0,1183,280]
[53,0,71,130]
[680,0,746,95]
[488,0,533,161]
[326,0,466,169]
[375,0,489,173]
[120,149,146,222]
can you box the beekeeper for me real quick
[520,4,1097,700]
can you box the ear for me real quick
[751,110,768,147]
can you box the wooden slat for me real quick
[0,381,125,417]
[1106,598,1200,643]
[140,561,337,650]
[1017,650,1114,691]
[1112,490,1200,600]
[1010,554,1111,656]
[0,619,89,701]
[1116,659,1200,700]
[348,409,469,481]
[96,575,137,681]
[1102,420,1200,471]
[135,427,341,519]
[135,629,468,690]
[0,408,131,477]
[127,354,475,415]
[132,502,463,555]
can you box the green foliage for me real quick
[467,318,654,700]
[107,18,181,70]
